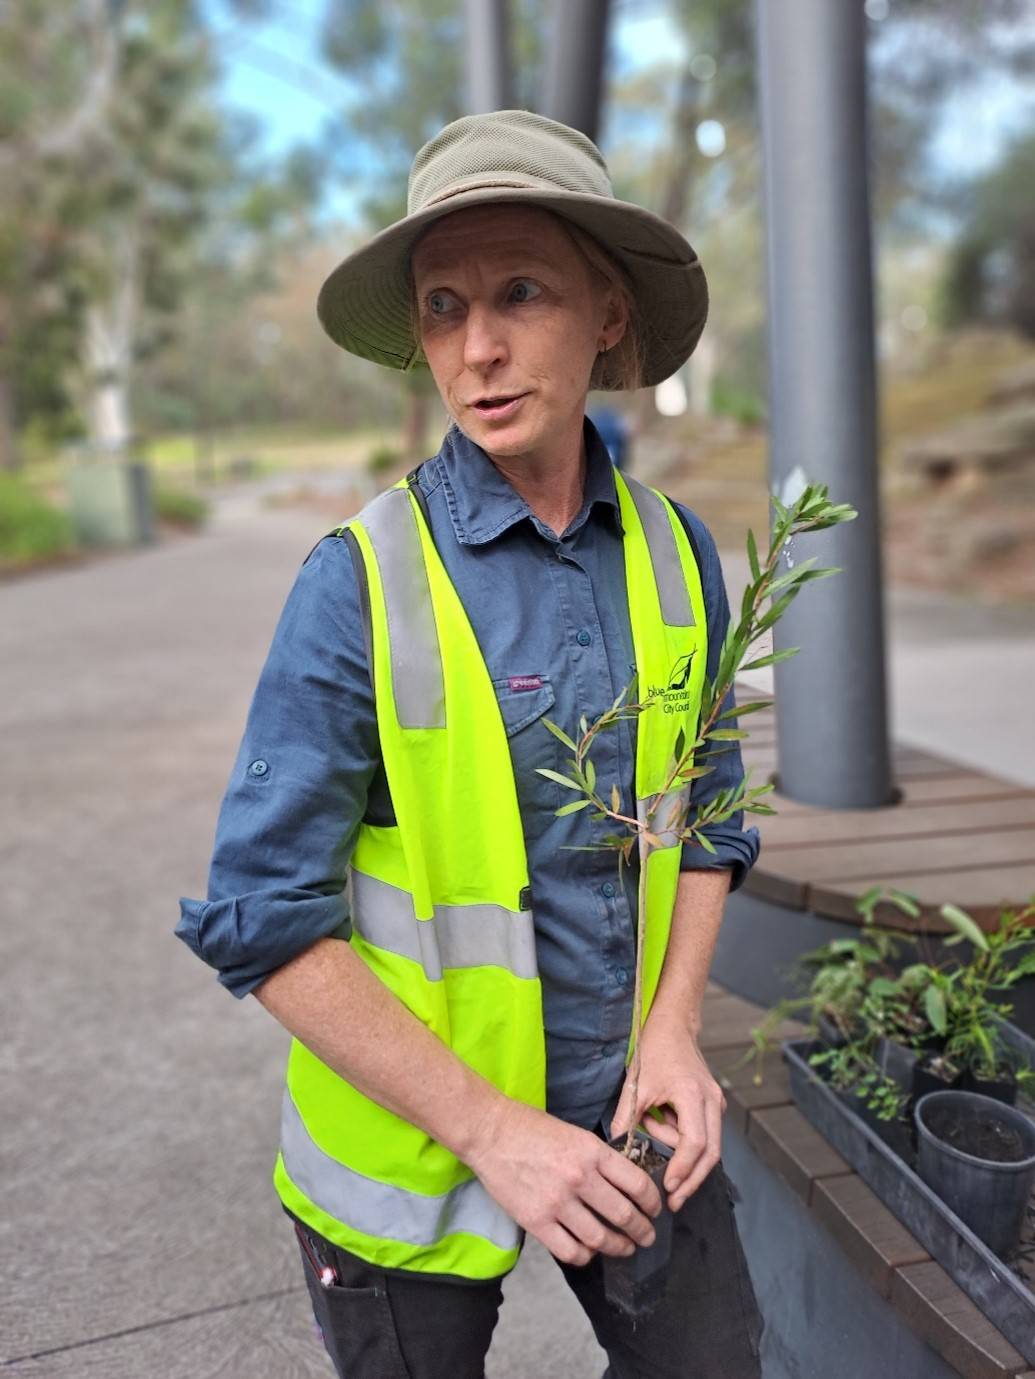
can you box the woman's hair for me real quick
[406,208,646,392]
[554,217,645,392]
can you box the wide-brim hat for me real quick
[317,109,708,390]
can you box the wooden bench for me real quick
[702,981,1035,1379]
[734,682,1035,930]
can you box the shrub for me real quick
[0,473,76,569]
[154,486,208,528]
[367,444,403,475]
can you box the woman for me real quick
[178,109,763,1378]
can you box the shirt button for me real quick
[601,881,616,899]
[576,629,592,646]
[249,758,269,776]
[615,967,629,986]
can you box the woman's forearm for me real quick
[647,867,732,1036]
[253,936,505,1163]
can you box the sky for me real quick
[205,0,1035,227]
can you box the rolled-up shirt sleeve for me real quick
[176,534,380,997]
[674,505,762,893]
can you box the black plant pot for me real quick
[915,1089,1035,1257]
[838,1085,913,1160]
[602,1129,675,1318]
[913,1055,962,1103]
[875,1036,918,1091]
[960,1067,1018,1106]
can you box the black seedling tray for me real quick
[782,1037,1035,1365]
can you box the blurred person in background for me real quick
[178,109,762,1379]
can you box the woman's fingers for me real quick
[557,1201,637,1259]
[580,1174,658,1249]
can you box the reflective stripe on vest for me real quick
[280,1088,521,1252]
[349,868,538,981]
[622,476,696,628]
[358,485,445,730]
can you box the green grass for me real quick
[154,486,209,528]
[0,472,76,570]
[143,426,401,479]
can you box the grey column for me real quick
[464,0,513,113]
[756,0,894,808]
[541,0,611,142]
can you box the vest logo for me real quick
[646,651,697,714]
[509,674,543,692]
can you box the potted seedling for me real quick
[915,1088,1035,1257]
[536,480,857,1315]
[737,890,915,1093]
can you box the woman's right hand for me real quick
[464,1097,662,1266]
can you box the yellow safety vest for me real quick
[274,465,707,1279]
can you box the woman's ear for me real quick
[599,288,630,353]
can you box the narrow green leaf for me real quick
[746,528,761,583]
[542,718,577,752]
[708,728,748,741]
[886,887,921,918]
[741,647,799,672]
[717,698,773,721]
[535,768,583,792]
[924,985,948,1036]
[940,903,989,952]
[585,757,596,792]
[555,798,592,816]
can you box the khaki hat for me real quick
[316,109,708,390]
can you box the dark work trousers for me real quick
[288,1159,764,1379]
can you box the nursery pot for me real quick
[912,1054,962,1102]
[960,1067,1017,1106]
[914,1090,1035,1257]
[602,1129,675,1317]
[838,1083,913,1161]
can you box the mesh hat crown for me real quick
[316,109,709,390]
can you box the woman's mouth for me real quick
[471,393,528,420]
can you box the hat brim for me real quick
[316,186,708,390]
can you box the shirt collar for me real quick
[429,415,623,547]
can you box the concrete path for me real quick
[1,478,1031,1376]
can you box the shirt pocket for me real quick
[492,674,567,832]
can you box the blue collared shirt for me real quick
[177,419,761,1130]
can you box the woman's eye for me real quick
[426,290,457,315]
[510,279,541,304]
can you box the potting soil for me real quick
[925,1103,1028,1163]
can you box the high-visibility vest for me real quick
[274,466,708,1279]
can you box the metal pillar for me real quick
[464,0,513,113]
[542,0,611,142]
[756,0,894,809]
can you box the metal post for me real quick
[542,0,611,142]
[756,0,894,808]
[464,0,513,113]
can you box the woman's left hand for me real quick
[609,1009,726,1212]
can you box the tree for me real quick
[0,0,123,469]
[938,130,1035,339]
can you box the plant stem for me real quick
[623,837,653,1158]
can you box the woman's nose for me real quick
[462,303,508,371]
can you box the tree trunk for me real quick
[0,368,20,473]
[84,220,141,454]
[402,383,431,463]
[688,334,716,416]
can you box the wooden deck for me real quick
[702,982,1035,1379]
[733,680,1035,930]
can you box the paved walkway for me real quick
[1,478,1031,1375]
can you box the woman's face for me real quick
[411,204,626,466]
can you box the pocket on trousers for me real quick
[296,1230,410,1379]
